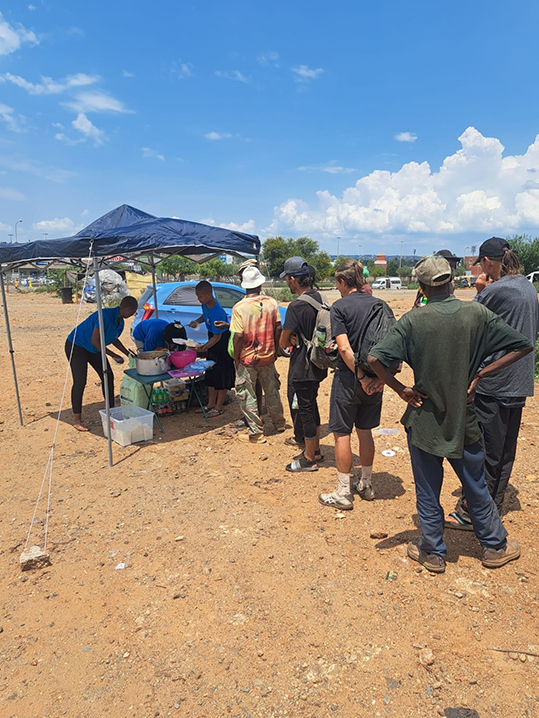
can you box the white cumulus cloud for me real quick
[395,131,418,143]
[291,65,324,82]
[265,127,539,238]
[0,103,25,132]
[0,12,38,56]
[142,147,164,161]
[2,71,99,95]
[32,217,84,234]
[64,91,132,114]
[215,70,249,83]
[200,217,256,233]
[298,161,357,174]
[173,62,193,79]
[72,113,104,146]
[0,187,26,201]
[257,51,279,67]
[204,131,233,140]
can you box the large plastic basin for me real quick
[169,349,197,369]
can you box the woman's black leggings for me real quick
[65,339,114,415]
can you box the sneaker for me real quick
[482,538,520,569]
[284,437,305,449]
[275,425,287,434]
[318,492,353,510]
[407,542,446,574]
[352,481,375,501]
[238,432,267,444]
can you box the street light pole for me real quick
[14,219,22,243]
[400,240,403,268]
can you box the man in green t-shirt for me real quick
[367,255,533,574]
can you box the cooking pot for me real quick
[135,351,170,376]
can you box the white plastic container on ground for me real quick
[99,405,154,447]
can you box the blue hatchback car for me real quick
[132,281,287,342]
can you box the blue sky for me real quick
[1,0,539,257]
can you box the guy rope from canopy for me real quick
[0,204,261,468]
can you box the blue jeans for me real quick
[407,432,507,557]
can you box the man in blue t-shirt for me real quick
[65,296,138,431]
[133,318,188,352]
[188,281,235,416]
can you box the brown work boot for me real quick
[407,542,446,574]
[482,538,521,569]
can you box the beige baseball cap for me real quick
[414,254,452,286]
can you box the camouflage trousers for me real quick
[235,362,285,436]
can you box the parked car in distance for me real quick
[372,276,402,290]
[526,270,539,284]
[132,281,286,342]
[454,276,470,288]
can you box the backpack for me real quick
[296,292,339,370]
[354,299,398,376]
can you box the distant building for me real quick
[374,253,387,272]
[464,256,481,276]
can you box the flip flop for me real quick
[206,409,223,418]
[195,406,212,414]
[294,450,325,463]
[286,455,318,473]
[444,512,474,531]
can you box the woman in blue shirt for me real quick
[65,296,138,431]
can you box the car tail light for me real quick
[142,303,154,321]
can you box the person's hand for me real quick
[112,355,125,365]
[213,320,229,329]
[127,348,137,358]
[467,373,481,403]
[289,333,297,347]
[475,273,492,293]
[188,320,199,329]
[399,386,427,407]
[360,375,384,395]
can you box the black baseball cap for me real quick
[280,256,310,278]
[436,249,461,264]
[473,237,510,265]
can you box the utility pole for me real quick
[43,232,48,239]
[8,233,13,244]
[399,240,403,268]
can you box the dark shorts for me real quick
[328,369,383,435]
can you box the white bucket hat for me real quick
[241,266,266,289]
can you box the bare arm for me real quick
[334,334,384,394]
[279,327,293,349]
[188,314,204,328]
[467,347,533,402]
[91,328,124,363]
[112,338,134,357]
[274,321,282,356]
[199,333,222,354]
[367,355,427,407]
[233,332,244,369]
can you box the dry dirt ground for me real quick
[1,290,538,718]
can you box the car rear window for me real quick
[213,287,244,308]
[164,285,199,306]
[138,287,154,308]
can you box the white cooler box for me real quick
[99,405,154,447]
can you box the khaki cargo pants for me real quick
[235,362,285,436]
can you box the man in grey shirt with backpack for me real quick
[319,259,396,510]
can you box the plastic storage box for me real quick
[99,405,154,447]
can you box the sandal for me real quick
[294,450,324,463]
[206,408,223,418]
[284,437,305,448]
[195,406,212,414]
[444,512,474,531]
[286,455,318,472]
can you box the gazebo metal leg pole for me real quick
[0,271,23,426]
[151,255,158,319]
[93,258,113,468]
